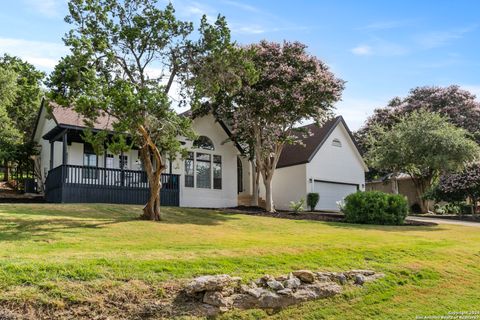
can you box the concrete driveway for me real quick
[407,216,480,228]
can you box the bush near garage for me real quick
[343,191,408,225]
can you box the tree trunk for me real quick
[3,161,9,181]
[264,177,274,212]
[138,125,165,221]
[251,159,259,206]
[412,178,429,213]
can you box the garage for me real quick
[313,180,358,211]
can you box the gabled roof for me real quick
[49,101,116,131]
[276,116,363,169]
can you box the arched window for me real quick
[193,136,215,150]
[332,138,342,147]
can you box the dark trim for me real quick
[217,119,244,154]
[62,131,68,165]
[276,160,309,169]
[31,97,45,142]
[49,128,68,143]
[313,179,360,190]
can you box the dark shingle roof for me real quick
[277,116,345,168]
[49,101,115,131]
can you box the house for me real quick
[366,173,427,210]
[256,117,368,211]
[32,99,366,210]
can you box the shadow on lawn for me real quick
[323,220,446,233]
[0,204,238,242]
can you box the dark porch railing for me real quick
[45,164,179,206]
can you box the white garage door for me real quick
[313,181,358,211]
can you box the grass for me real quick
[0,204,479,319]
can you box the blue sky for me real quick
[1,0,479,129]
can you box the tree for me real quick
[0,54,45,137]
[0,66,22,180]
[205,41,344,212]
[356,85,480,155]
[427,163,480,214]
[48,0,237,220]
[366,110,480,213]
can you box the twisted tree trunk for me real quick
[139,125,165,221]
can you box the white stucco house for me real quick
[257,117,368,211]
[32,99,366,210]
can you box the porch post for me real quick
[62,130,68,165]
[120,150,125,187]
[50,141,54,170]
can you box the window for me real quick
[83,144,98,179]
[106,154,114,168]
[193,136,214,150]
[119,155,128,169]
[332,138,342,147]
[185,152,194,187]
[213,155,222,189]
[196,153,211,188]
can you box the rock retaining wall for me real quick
[184,269,384,314]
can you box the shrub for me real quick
[343,191,408,225]
[306,193,319,211]
[289,198,305,214]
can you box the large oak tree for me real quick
[48,0,240,220]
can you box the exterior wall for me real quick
[259,164,308,210]
[258,122,366,211]
[34,107,62,182]
[238,156,251,196]
[66,142,140,170]
[306,123,366,193]
[366,178,424,208]
[169,114,239,208]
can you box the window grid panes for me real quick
[213,155,222,189]
[185,152,194,187]
[196,152,211,189]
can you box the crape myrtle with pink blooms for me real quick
[204,40,345,212]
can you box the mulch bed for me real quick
[225,206,437,226]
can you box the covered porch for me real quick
[42,127,179,206]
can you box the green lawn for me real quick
[0,204,479,319]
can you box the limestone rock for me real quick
[336,273,347,285]
[283,276,301,289]
[185,275,240,295]
[266,280,284,291]
[203,291,230,307]
[230,293,258,309]
[277,288,293,295]
[245,287,270,299]
[292,270,315,283]
[304,282,342,298]
[354,274,365,285]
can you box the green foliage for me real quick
[365,110,480,212]
[0,54,45,137]
[366,110,479,178]
[289,198,305,214]
[433,203,461,215]
[343,191,408,225]
[306,192,319,211]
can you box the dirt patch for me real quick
[0,280,209,320]
[225,206,437,226]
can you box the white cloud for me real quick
[0,37,67,71]
[24,0,62,18]
[221,0,260,13]
[335,97,388,130]
[351,45,372,56]
[415,26,476,49]
[358,20,414,31]
[351,40,408,57]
